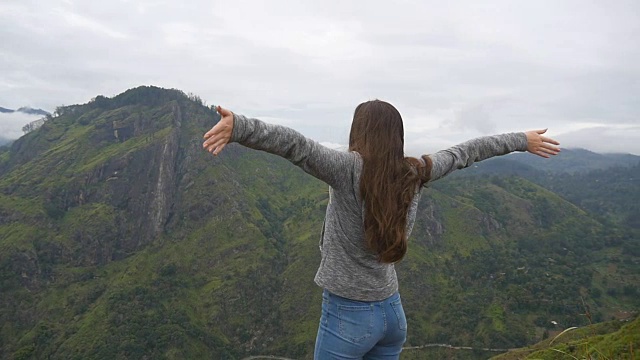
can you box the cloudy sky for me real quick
[1,0,639,155]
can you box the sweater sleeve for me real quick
[230,113,356,189]
[426,132,528,184]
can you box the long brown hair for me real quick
[349,100,431,263]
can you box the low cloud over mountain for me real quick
[0,107,50,139]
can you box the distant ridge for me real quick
[464,147,640,175]
[0,106,50,116]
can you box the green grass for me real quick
[0,193,45,216]
[490,316,639,360]
[0,223,40,252]
[75,126,173,173]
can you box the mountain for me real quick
[457,151,640,230]
[0,137,13,147]
[506,148,639,173]
[16,107,51,116]
[457,148,640,177]
[0,86,638,359]
[0,106,51,116]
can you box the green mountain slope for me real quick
[490,316,639,360]
[462,155,640,231]
[0,86,638,359]
[486,148,640,174]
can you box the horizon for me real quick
[2,85,640,156]
[2,87,640,156]
[2,1,639,154]
[0,90,640,157]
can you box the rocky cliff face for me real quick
[1,88,219,268]
[0,87,237,358]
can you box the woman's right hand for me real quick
[203,106,234,156]
[525,129,560,158]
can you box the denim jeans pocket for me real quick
[337,304,373,344]
[390,299,407,331]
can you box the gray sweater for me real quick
[230,114,528,301]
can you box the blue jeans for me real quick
[314,290,407,359]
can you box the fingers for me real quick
[542,141,561,155]
[205,144,220,155]
[539,147,559,156]
[525,129,561,159]
[213,143,226,156]
[202,105,234,157]
[203,135,226,150]
[533,143,560,158]
[216,105,233,117]
[541,143,560,154]
[204,125,220,139]
[204,124,225,139]
[203,121,232,139]
[540,140,560,150]
[202,136,216,149]
[204,106,233,140]
[203,131,231,156]
[540,136,560,145]
[204,141,225,156]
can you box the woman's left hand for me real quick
[525,129,560,158]
[203,106,234,156]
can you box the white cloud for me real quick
[0,112,44,139]
[53,7,129,39]
[0,0,638,154]
[319,142,347,151]
[557,125,640,154]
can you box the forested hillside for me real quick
[0,86,637,359]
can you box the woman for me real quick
[203,100,560,359]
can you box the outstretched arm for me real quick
[427,129,560,184]
[203,106,356,189]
